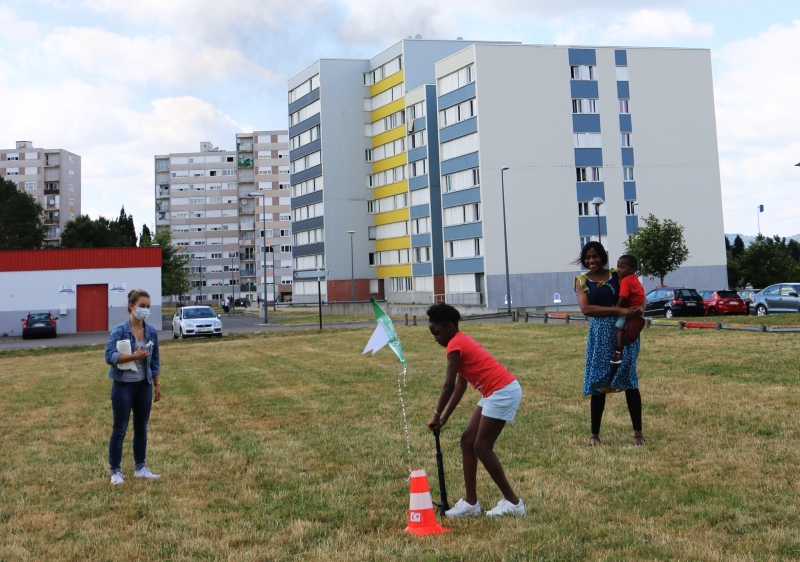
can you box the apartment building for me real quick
[154,131,291,304]
[0,141,81,246]
[432,44,726,308]
[288,39,515,304]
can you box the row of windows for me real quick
[171,169,235,178]
[407,101,425,120]
[368,193,406,214]
[292,201,323,222]
[173,224,238,233]
[368,164,406,188]
[294,253,325,271]
[288,73,319,103]
[366,137,404,163]
[291,176,323,198]
[169,155,234,165]
[577,200,637,216]
[289,99,320,127]
[293,227,323,246]
[440,98,475,127]
[438,65,474,96]
[369,249,410,266]
[368,220,408,240]
[364,56,401,86]
[368,83,404,111]
[413,246,431,264]
[575,166,634,182]
[367,109,405,137]
[170,182,237,192]
[409,130,425,149]
[444,203,480,226]
[441,132,479,161]
[409,159,426,178]
[574,134,631,149]
[443,167,480,193]
[572,99,630,114]
[447,238,482,259]
[291,150,321,174]
[570,65,595,80]
[290,125,320,150]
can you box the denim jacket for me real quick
[105,319,160,383]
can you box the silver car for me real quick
[172,306,223,338]
[750,284,800,316]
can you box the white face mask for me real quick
[133,307,150,320]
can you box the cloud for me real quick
[601,9,713,42]
[0,7,40,43]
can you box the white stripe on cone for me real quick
[409,492,434,510]
[410,469,426,478]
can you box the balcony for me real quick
[239,239,254,245]
[157,203,169,212]
[44,211,60,225]
[157,213,169,224]
[157,185,170,198]
[45,155,60,167]
[238,143,253,152]
[240,284,256,292]
[45,169,59,181]
[239,222,255,231]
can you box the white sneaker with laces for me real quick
[134,467,161,479]
[445,498,482,518]
[110,472,125,485]
[486,498,526,517]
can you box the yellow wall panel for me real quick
[372,180,408,199]
[371,98,405,123]
[372,126,406,148]
[375,236,411,251]
[370,70,404,97]
[377,264,412,278]
[372,152,407,174]
[374,208,409,226]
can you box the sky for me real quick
[1,0,798,238]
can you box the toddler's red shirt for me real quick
[619,275,645,308]
[446,331,516,397]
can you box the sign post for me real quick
[294,270,329,329]
[553,292,562,313]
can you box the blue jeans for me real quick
[109,380,152,475]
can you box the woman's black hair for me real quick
[574,241,608,269]
[426,303,461,327]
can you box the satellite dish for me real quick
[457,37,463,40]
[415,34,422,39]
[407,36,412,39]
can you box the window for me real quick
[621,133,631,147]
[570,65,595,80]
[226,182,237,190]
[616,66,629,81]
[447,273,476,293]
[439,98,476,127]
[412,216,430,234]
[580,236,596,248]
[367,109,405,137]
[438,65,474,96]
[444,204,480,226]
[279,213,291,221]
[280,228,291,237]
[24,182,37,190]
[443,168,480,193]
[623,167,634,181]
[68,169,74,177]
[156,160,169,171]
[576,167,602,182]
[369,279,379,293]
[291,176,323,198]
[409,131,425,149]
[578,202,590,216]
[413,247,431,263]
[291,150,321,174]
[210,252,223,259]
[294,254,325,270]
[293,227,323,246]
[370,221,409,240]
[289,99,321,127]
[288,74,320,103]
[369,249,410,266]
[410,159,426,178]
[619,100,630,114]
[371,193,407,214]
[221,169,235,176]
[189,197,204,205]
[626,201,637,215]
[280,245,291,253]
[410,188,429,206]
[292,201,323,222]
[368,164,406,188]
[289,125,320,150]
[68,198,74,206]
[207,183,221,190]
[68,155,74,163]
[371,138,404,162]
[258,229,273,237]
[441,133,479,161]
[6,154,18,160]
[572,98,598,114]
[446,238,482,259]
[573,133,602,148]
[388,277,412,292]
[407,101,425,120]
[365,149,372,162]
[6,168,19,176]
[363,56,401,85]
[369,83,405,111]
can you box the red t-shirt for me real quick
[446,331,516,397]
[619,274,645,308]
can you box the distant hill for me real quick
[725,234,800,246]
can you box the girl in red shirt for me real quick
[426,303,525,518]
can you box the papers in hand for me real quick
[116,340,138,372]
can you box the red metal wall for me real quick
[0,247,162,272]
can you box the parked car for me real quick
[234,298,251,308]
[644,287,705,318]
[699,290,747,316]
[737,288,760,315]
[21,312,57,339]
[749,283,800,316]
[172,306,223,339]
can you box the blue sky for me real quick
[1,0,798,237]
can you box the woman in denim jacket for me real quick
[104,289,162,485]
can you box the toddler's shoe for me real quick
[486,498,526,517]
[610,348,622,365]
[445,498,481,518]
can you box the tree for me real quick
[725,236,731,253]
[61,207,138,248]
[112,206,137,247]
[153,230,191,299]
[139,224,153,247]
[624,214,690,286]
[732,235,746,259]
[0,178,44,249]
[738,235,796,288]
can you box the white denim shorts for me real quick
[477,380,522,422]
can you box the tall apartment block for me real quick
[1,141,81,246]
[154,131,292,304]
[287,40,726,307]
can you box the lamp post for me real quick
[756,204,764,237]
[248,192,269,324]
[347,230,356,301]
[271,242,277,311]
[591,196,604,245]
[500,166,511,313]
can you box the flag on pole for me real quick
[758,205,764,212]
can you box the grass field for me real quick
[1,323,800,561]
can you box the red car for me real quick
[699,290,747,316]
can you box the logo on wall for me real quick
[58,285,76,295]
[110,283,127,293]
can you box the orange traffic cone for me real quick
[405,469,450,536]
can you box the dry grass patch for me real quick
[1,324,799,560]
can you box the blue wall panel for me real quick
[438,82,476,110]
[410,116,426,132]
[439,117,477,143]
[445,257,484,274]
[289,138,321,162]
[578,216,607,237]
[442,187,481,208]
[411,233,431,247]
[570,81,599,99]
[568,48,596,65]
[623,182,637,200]
[619,114,632,133]
[574,148,603,167]
[290,163,322,185]
[292,242,324,258]
[409,204,429,219]
[617,81,630,99]
[412,263,433,276]
[288,88,320,115]
[621,148,635,166]
[407,146,427,163]
[626,215,639,235]
[288,112,320,138]
[290,188,323,210]
[440,152,479,175]
[615,50,627,66]
[572,114,601,132]
[576,182,605,201]
[291,215,324,233]
[409,175,428,191]
[443,221,482,241]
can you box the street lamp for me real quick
[248,192,269,324]
[347,230,356,301]
[271,242,278,311]
[756,204,764,237]
[500,166,511,313]
[591,196,604,245]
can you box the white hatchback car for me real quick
[172,306,223,339]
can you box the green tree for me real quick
[732,235,746,259]
[738,235,796,288]
[61,207,138,248]
[0,178,44,249]
[139,224,153,247]
[111,206,137,247]
[153,230,191,299]
[624,214,690,286]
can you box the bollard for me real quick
[645,318,651,329]
[514,311,519,323]
[679,321,685,330]
[543,312,548,324]
[404,314,408,326]
[760,324,767,332]
[524,312,529,323]
[412,315,417,326]
[715,322,721,330]
[565,314,570,325]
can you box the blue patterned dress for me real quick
[575,270,640,396]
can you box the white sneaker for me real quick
[445,498,482,518]
[110,472,125,485]
[486,498,526,517]
[134,467,161,479]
